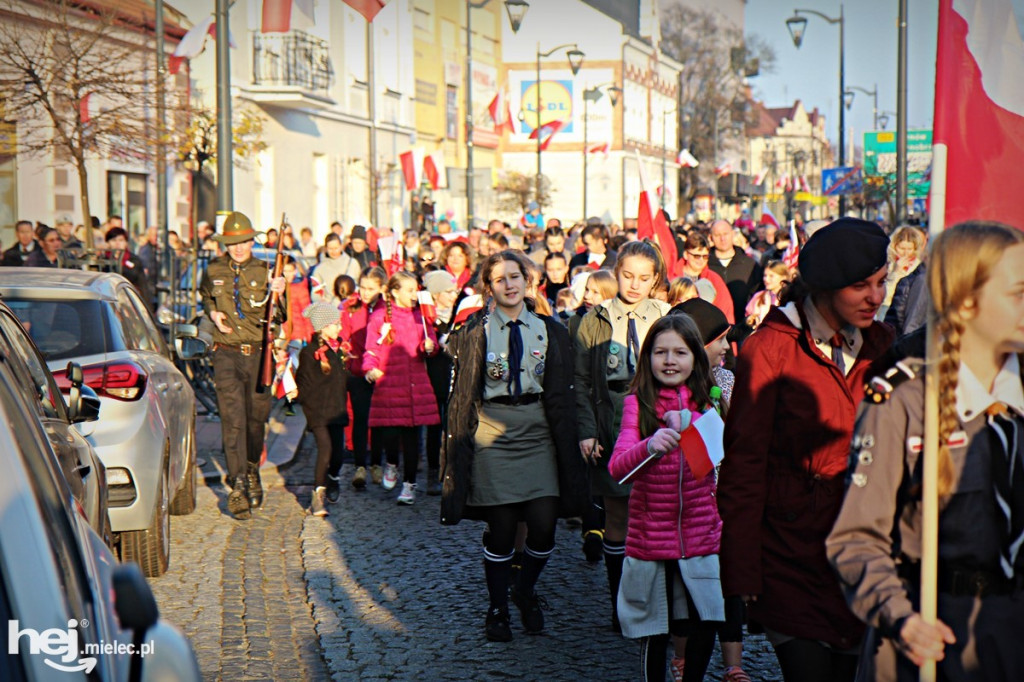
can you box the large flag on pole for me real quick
[342,0,389,22]
[488,90,516,134]
[934,0,1024,226]
[399,149,423,191]
[423,150,447,190]
[261,0,314,33]
[528,120,565,150]
[635,151,678,270]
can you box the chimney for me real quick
[639,0,661,48]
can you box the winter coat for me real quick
[363,304,440,428]
[340,297,380,378]
[284,278,314,343]
[311,254,361,303]
[716,301,894,649]
[608,388,722,561]
[708,249,761,329]
[295,340,349,428]
[440,309,589,525]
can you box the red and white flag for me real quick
[423,150,446,190]
[587,141,610,157]
[399,148,423,191]
[79,93,93,124]
[635,151,678,270]
[934,0,1024,226]
[676,149,699,168]
[752,168,769,186]
[798,175,811,193]
[528,120,565,150]
[417,291,437,326]
[679,409,725,480]
[782,220,800,270]
[453,294,484,326]
[775,173,790,191]
[342,0,389,22]
[713,163,732,178]
[488,90,516,134]
[759,208,780,230]
[375,235,403,276]
[261,0,314,33]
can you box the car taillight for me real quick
[53,361,147,401]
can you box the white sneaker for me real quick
[397,482,416,505]
[382,464,399,491]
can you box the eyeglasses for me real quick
[685,251,709,261]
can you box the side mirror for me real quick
[175,322,210,360]
[67,361,83,421]
[112,563,160,632]
[71,385,101,424]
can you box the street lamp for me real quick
[661,107,677,211]
[787,5,845,215]
[582,83,620,220]
[535,42,584,201]
[878,110,897,130]
[844,84,879,130]
[465,0,528,229]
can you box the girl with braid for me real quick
[828,221,1024,681]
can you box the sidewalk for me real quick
[195,399,307,484]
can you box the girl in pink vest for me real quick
[608,314,725,682]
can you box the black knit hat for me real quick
[350,225,367,241]
[670,298,730,346]
[798,217,889,291]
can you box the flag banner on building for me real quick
[775,173,790,191]
[635,151,678,270]
[399,149,424,191]
[676,149,699,168]
[752,168,768,186]
[713,163,731,177]
[423,151,446,190]
[587,141,610,157]
[342,0,389,22]
[679,409,725,480]
[169,14,215,73]
[528,120,565,150]
[488,90,515,134]
[261,0,314,33]
[78,93,92,124]
[934,0,1024,225]
[821,167,863,195]
[798,175,811,192]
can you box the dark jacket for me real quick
[440,310,588,525]
[708,249,761,331]
[295,341,349,428]
[1,242,36,266]
[568,249,617,271]
[883,262,927,337]
[717,301,894,650]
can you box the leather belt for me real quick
[485,394,542,406]
[213,342,255,356]
[607,380,631,393]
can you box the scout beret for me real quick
[303,302,341,333]
[798,217,888,291]
[670,297,730,346]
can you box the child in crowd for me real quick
[668,277,698,306]
[828,221,1024,680]
[340,266,387,490]
[333,274,356,309]
[282,256,313,417]
[296,302,349,516]
[608,314,726,682]
[363,271,440,505]
[744,260,791,329]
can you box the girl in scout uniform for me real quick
[574,240,671,632]
[827,222,1024,681]
[441,250,587,643]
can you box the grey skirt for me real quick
[467,399,559,507]
[617,555,725,639]
[591,388,630,498]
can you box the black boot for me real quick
[485,606,512,642]
[227,475,251,520]
[511,548,550,634]
[246,462,263,509]
[483,556,513,641]
[604,540,626,633]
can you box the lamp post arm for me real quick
[794,8,841,24]
[539,42,579,58]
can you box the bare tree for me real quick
[494,170,553,215]
[660,6,775,211]
[177,105,268,174]
[0,0,171,250]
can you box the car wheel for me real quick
[170,423,197,516]
[121,465,170,578]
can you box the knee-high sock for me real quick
[603,539,626,609]
[516,545,553,595]
[483,548,515,610]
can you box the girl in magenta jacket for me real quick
[609,314,725,682]
[364,270,440,505]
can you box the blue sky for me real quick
[744,0,939,150]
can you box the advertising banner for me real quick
[862,129,932,198]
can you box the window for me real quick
[0,310,66,420]
[446,85,459,140]
[125,287,167,356]
[107,171,148,237]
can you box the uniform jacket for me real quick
[717,301,893,649]
[363,304,439,428]
[295,341,349,428]
[440,309,588,525]
[608,389,722,561]
[339,297,380,378]
[200,255,280,346]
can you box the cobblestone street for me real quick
[150,413,784,681]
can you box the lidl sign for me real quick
[520,80,575,135]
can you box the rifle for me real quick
[257,213,288,393]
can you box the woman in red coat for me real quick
[717,218,895,681]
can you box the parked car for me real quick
[0,298,108,542]
[0,269,202,577]
[0,350,202,681]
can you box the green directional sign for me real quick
[862,129,932,198]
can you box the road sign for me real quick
[822,167,863,196]
[863,129,932,198]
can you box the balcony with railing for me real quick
[244,31,336,108]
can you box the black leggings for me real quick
[773,637,858,682]
[481,496,559,556]
[639,561,709,682]
[310,423,345,487]
[348,376,382,468]
[376,426,419,484]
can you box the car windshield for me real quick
[3,298,123,360]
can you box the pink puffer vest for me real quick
[608,387,722,561]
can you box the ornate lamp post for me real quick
[534,42,584,200]
[844,84,879,130]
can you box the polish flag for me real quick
[798,175,811,193]
[713,163,732,177]
[529,120,565,150]
[488,90,515,134]
[423,151,446,190]
[261,0,314,33]
[169,15,213,74]
[417,291,437,326]
[79,93,92,124]
[342,0,389,22]
[679,409,725,480]
[782,220,800,270]
[752,168,769,186]
[453,294,484,326]
[934,0,1024,226]
[676,149,699,168]
[775,173,789,190]
[399,149,423,191]
[759,208,780,230]
[635,151,678,270]
[587,141,610,157]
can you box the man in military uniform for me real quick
[200,212,286,520]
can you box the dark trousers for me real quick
[773,638,858,682]
[348,376,381,468]
[376,426,419,484]
[213,349,273,479]
[310,423,345,487]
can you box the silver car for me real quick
[0,269,199,577]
